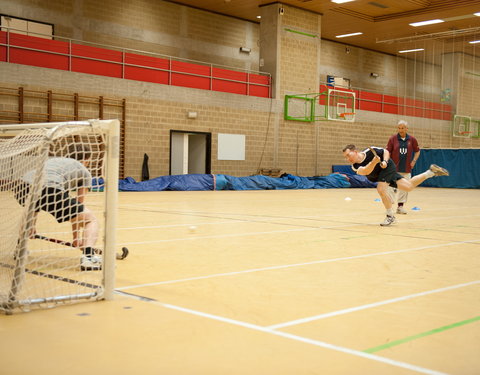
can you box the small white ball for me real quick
[188,225,197,233]
[344,197,352,201]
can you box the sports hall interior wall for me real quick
[1,0,478,181]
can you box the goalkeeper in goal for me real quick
[16,143,101,271]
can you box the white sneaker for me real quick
[80,255,102,271]
[380,215,396,226]
[396,206,407,215]
[430,164,449,176]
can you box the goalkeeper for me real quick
[17,144,100,271]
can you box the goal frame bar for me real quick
[0,119,119,312]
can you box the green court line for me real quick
[363,315,480,353]
[284,28,317,38]
[466,71,480,77]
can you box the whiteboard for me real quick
[217,133,245,160]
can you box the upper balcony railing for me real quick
[0,27,271,98]
[0,27,452,120]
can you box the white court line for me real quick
[121,226,324,245]
[267,280,480,329]
[116,238,480,290]
[118,220,250,230]
[117,292,448,375]
[118,203,480,224]
[118,213,480,245]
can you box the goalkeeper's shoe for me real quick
[430,164,449,176]
[380,215,396,226]
[81,255,102,271]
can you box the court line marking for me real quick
[118,213,480,245]
[118,203,479,219]
[116,214,480,232]
[121,226,328,245]
[119,202,480,221]
[116,291,448,375]
[363,315,480,353]
[118,221,251,230]
[267,280,480,329]
[116,239,479,290]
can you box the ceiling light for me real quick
[331,0,355,4]
[336,32,363,38]
[474,13,480,16]
[256,15,261,19]
[399,48,424,53]
[409,19,444,27]
[469,40,480,44]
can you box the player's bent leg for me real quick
[396,178,416,192]
[377,182,397,226]
[71,207,99,248]
[376,182,393,209]
[72,209,101,271]
[407,165,448,189]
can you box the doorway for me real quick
[170,130,211,175]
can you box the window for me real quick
[1,15,53,39]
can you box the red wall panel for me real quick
[71,44,123,78]
[1,31,271,98]
[357,91,382,112]
[1,31,69,70]
[124,53,170,84]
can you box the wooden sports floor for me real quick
[1,187,479,375]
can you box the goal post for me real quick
[0,119,119,314]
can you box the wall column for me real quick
[259,3,322,98]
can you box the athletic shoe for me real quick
[80,255,102,271]
[396,206,407,215]
[380,215,396,226]
[430,164,449,176]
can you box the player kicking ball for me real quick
[342,144,449,226]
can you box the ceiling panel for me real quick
[167,0,480,60]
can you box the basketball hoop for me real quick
[339,112,355,121]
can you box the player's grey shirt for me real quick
[24,157,92,191]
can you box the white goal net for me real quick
[0,119,119,314]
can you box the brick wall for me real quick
[1,0,478,181]
[3,62,476,181]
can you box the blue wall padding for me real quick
[346,174,378,188]
[119,174,214,191]
[118,173,376,191]
[215,173,352,190]
[332,165,355,175]
[413,149,480,188]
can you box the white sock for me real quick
[418,170,435,179]
[386,208,394,216]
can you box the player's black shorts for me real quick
[376,160,404,188]
[14,184,85,223]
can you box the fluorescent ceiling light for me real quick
[410,19,444,27]
[331,0,355,4]
[399,48,424,53]
[469,40,480,44]
[336,32,363,38]
[474,12,480,16]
